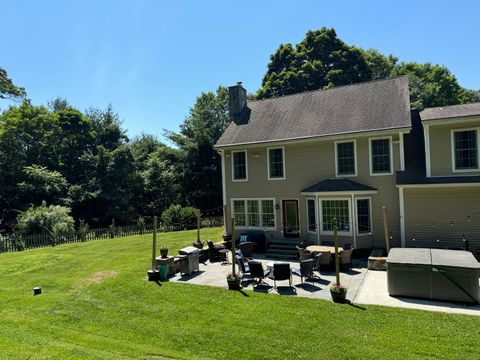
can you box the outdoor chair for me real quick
[207,240,225,261]
[296,245,313,260]
[291,259,315,284]
[318,251,332,269]
[235,251,251,277]
[269,263,292,289]
[343,242,353,250]
[321,240,334,246]
[312,253,322,278]
[340,248,353,270]
[248,260,271,287]
[238,241,255,258]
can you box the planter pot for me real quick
[160,249,168,258]
[193,241,204,250]
[147,269,159,281]
[330,289,347,303]
[158,265,169,281]
[227,278,241,290]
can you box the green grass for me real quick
[0,227,479,359]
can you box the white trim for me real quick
[369,136,393,176]
[355,197,372,238]
[306,198,318,234]
[301,190,378,196]
[316,195,320,244]
[319,198,352,236]
[214,126,412,150]
[424,124,431,177]
[230,198,276,230]
[450,127,480,173]
[351,194,357,248]
[334,139,357,177]
[399,187,405,248]
[231,150,248,182]
[399,132,405,171]
[421,115,480,126]
[397,183,480,189]
[267,146,286,180]
[220,150,227,235]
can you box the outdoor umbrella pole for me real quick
[151,216,157,270]
[333,218,340,286]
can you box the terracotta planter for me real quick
[227,278,241,290]
[330,289,347,303]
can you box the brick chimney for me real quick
[228,82,249,124]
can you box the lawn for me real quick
[0,227,479,360]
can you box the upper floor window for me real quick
[232,150,247,181]
[336,141,356,176]
[268,147,285,179]
[452,129,479,171]
[370,137,392,175]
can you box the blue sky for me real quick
[2,0,479,140]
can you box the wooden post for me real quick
[151,216,157,270]
[231,217,236,275]
[333,218,340,286]
[383,206,390,253]
[223,205,227,235]
[197,213,201,243]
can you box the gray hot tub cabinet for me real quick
[387,248,480,303]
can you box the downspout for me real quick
[399,186,405,247]
[220,150,227,236]
[316,194,320,245]
[351,193,357,248]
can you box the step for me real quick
[265,252,298,260]
[268,244,298,251]
[266,248,298,255]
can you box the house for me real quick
[214,77,480,256]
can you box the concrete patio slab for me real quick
[355,270,480,316]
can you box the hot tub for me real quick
[387,248,480,304]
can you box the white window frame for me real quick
[451,128,480,173]
[355,197,372,236]
[369,136,393,176]
[231,150,248,182]
[267,146,286,180]
[306,198,317,234]
[334,140,357,177]
[319,198,352,236]
[230,198,276,230]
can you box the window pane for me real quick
[322,200,350,232]
[261,200,275,228]
[372,139,391,173]
[269,148,284,178]
[357,199,371,234]
[233,200,246,227]
[233,152,247,180]
[307,199,316,232]
[247,200,260,227]
[454,130,478,169]
[337,142,355,175]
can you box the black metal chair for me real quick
[235,251,251,277]
[207,240,225,261]
[291,259,315,284]
[248,261,270,287]
[296,245,314,260]
[343,242,353,250]
[269,263,292,289]
[313,253,323,278]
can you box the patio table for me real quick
[266,261,289,272]
[306,245,343,254]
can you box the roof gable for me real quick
[420,102,480,122]
[216,76,411,148]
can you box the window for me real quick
[370,138,392,174]
[356,198,371,235]
[307,199,316,232]
[232,199,276,229]
[321,200,350,233]
[232,151,247,181]
[453,129,478,171]
[268,147,285,179]
[336,141,356,176]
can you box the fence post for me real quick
[151,216,157,270]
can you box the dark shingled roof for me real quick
[215,76,411,148]
[301,178,377,193]
[420,102,480,121]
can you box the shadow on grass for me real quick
[346,300,367,310]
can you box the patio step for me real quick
[265,251,298,260]
[265,238,300,259]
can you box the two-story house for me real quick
[214,76,480,255]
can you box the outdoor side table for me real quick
[155,255,175,275]
[219,249,230,265]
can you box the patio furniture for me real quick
[235,250,251,277]
[291,259,315,284]
[207,240,226,261]
[238,241,255,258]
[219,248,230,265]
[238,231,266,252]
[269,263,292,288]
[296,245,314,260]
[248,260,271,287]
[313,253,322,277]
[340,248,353,270]
[178,246,200,276]
[306,245,344,254]
[387,248,480,303]
[343,242,353,250]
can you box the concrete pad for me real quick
[355,270,480,316]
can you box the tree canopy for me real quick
[0,67,26,101]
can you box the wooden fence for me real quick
[0,216,223,253]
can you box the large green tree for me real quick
[0,67,26,101]
[257,28,371,98]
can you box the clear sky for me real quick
[2,0,479,140]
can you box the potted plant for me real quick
[330,282,348,303]
[192,239,204,249]
[226,272,241,290]
[160,247,169,258]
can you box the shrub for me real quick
[161,204,200,228]
[77,219,90,242]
